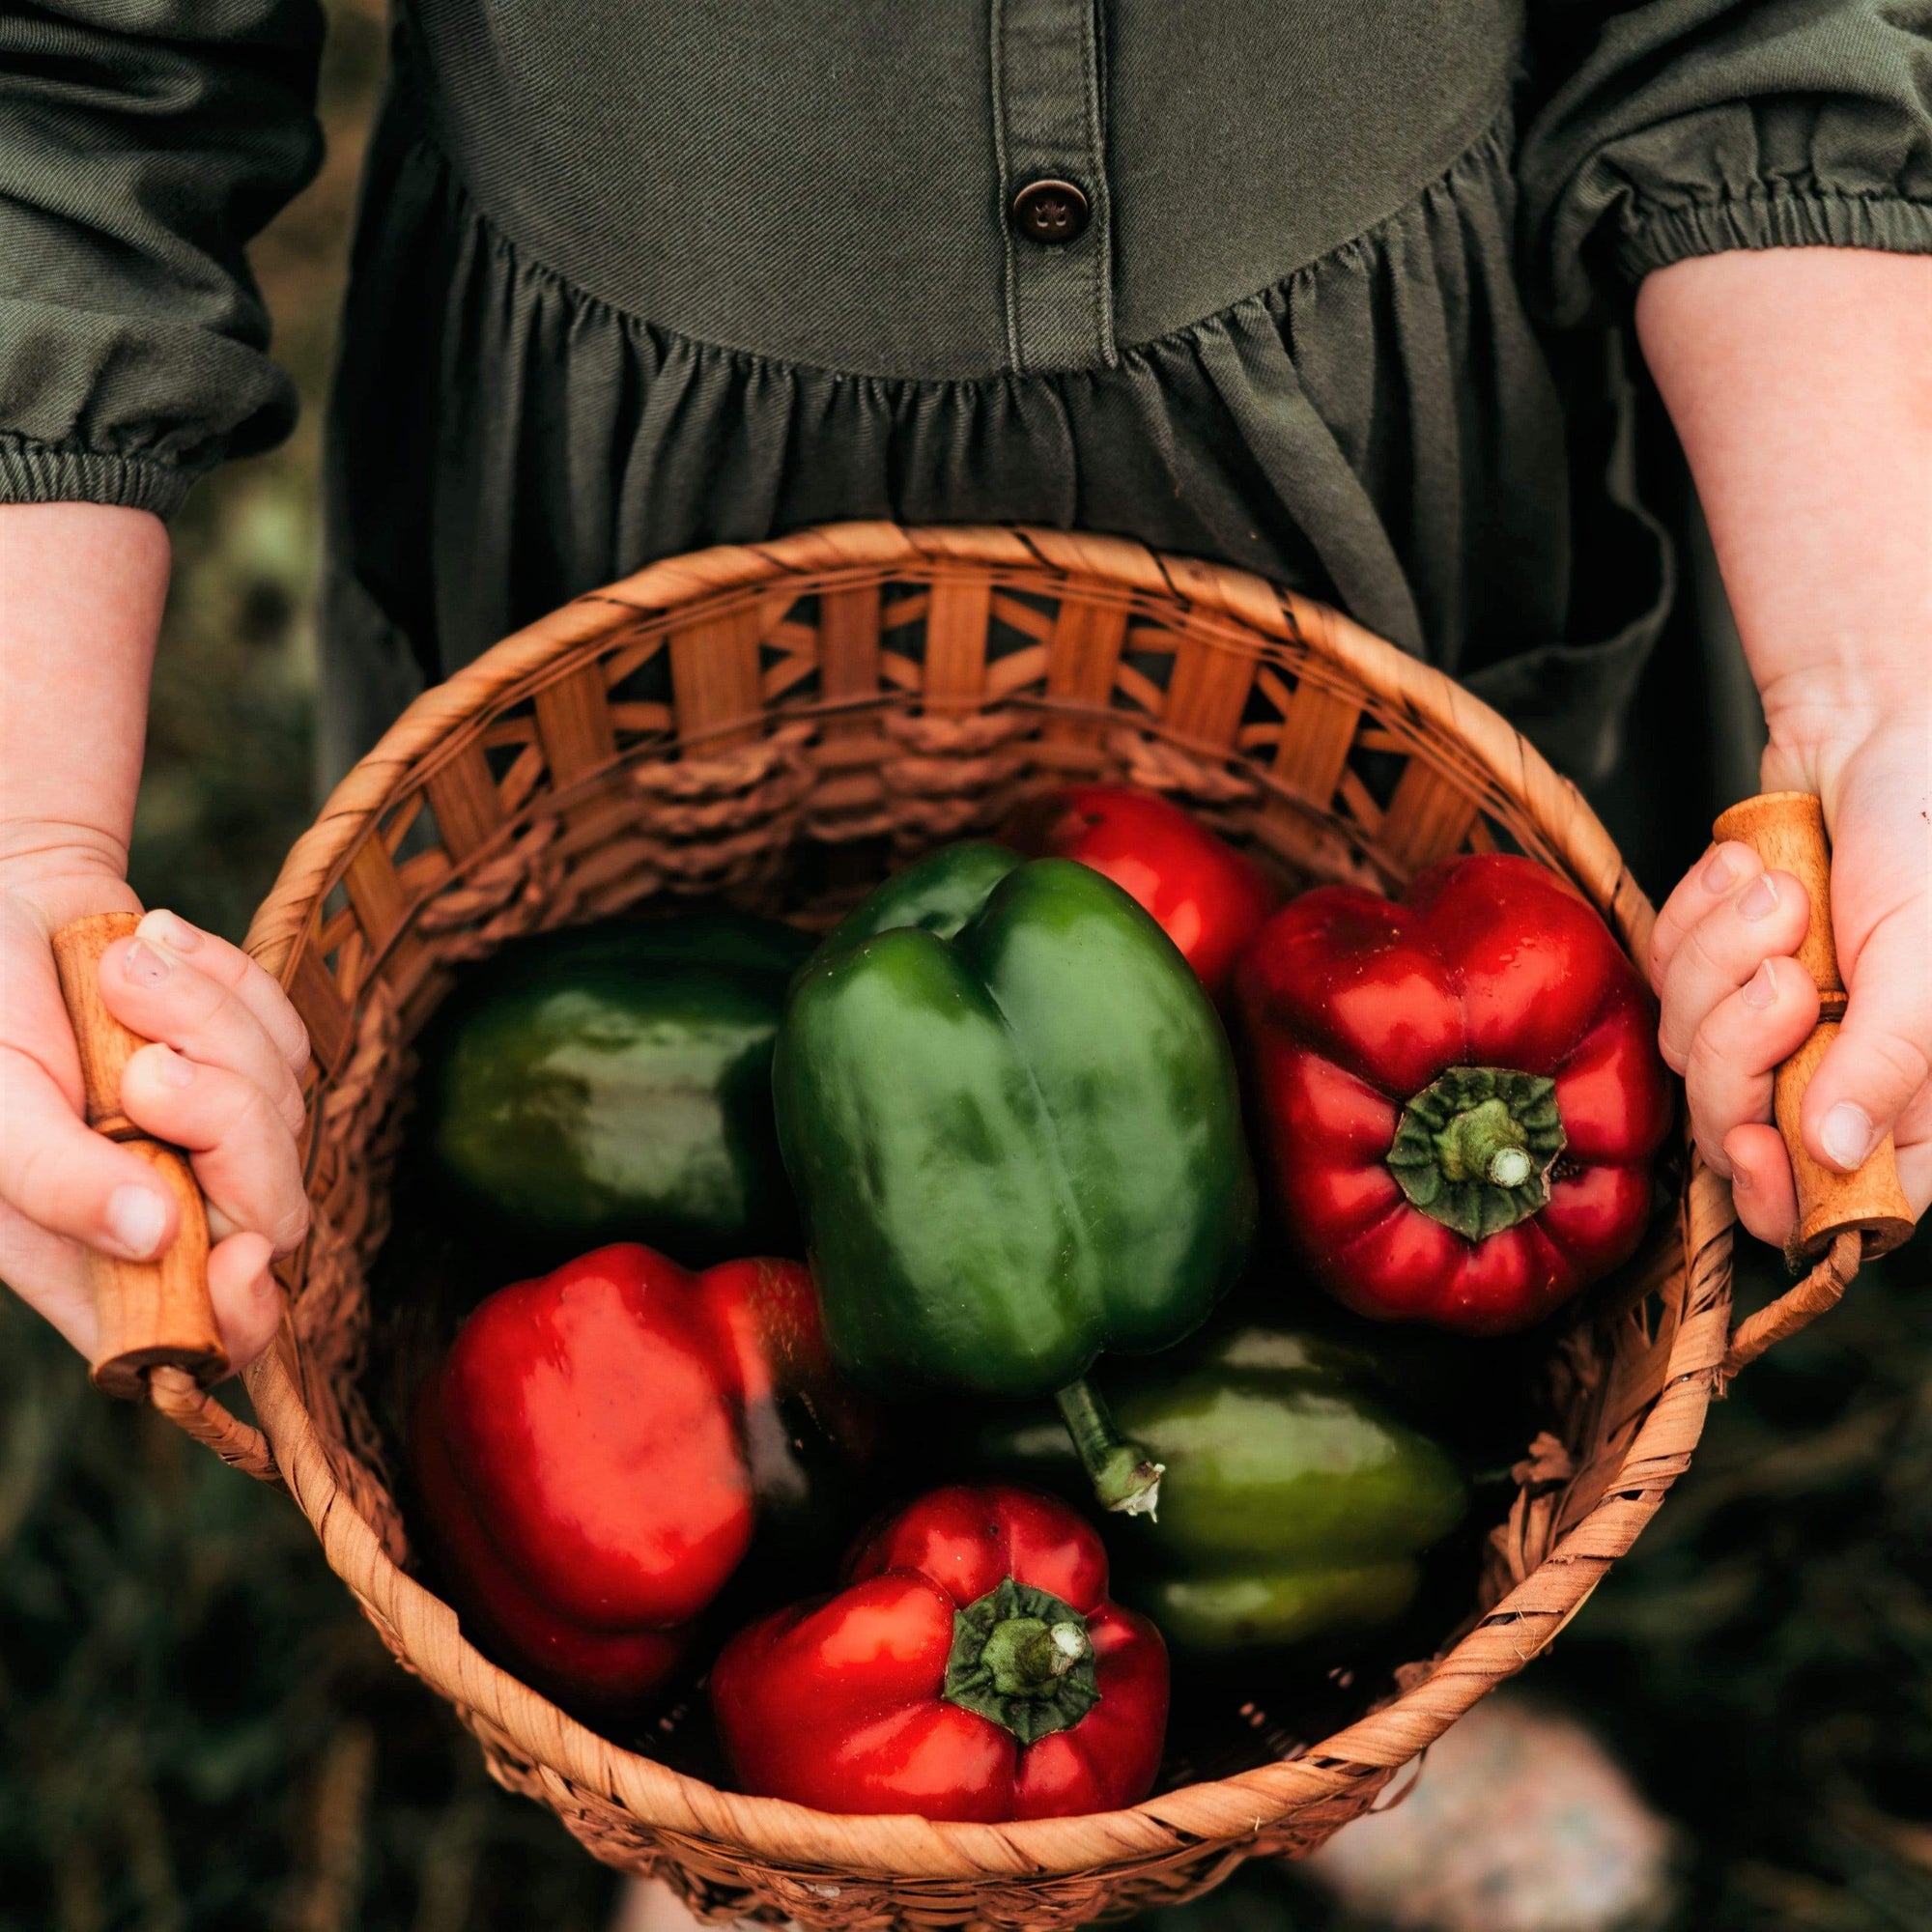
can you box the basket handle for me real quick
[1713,793,1917,1378]
[49,912,281,1482]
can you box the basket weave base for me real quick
[230,525,1733,1929]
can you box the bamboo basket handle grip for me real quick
[1713,794,1917,1378]
[48,915,281,1483]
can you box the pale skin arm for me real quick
[1638,247,1932,1246]
[0,501,310,1368]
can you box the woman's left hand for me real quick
[1636,249,1930,1254]
[1650,703,1932,1248]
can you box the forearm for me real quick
[1638,245,1931,1223]
[0,501,306,1368]
[1635,247,1932,784]
[0,503,168,907]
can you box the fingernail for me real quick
[121,940,170,986]
[106,1184,169,1258]
[1822,1101,1875,1171]
[1742,960,1777,1009]
[1737,874,1779,922]
[137,909,203,954]
[153,1046,194,1090]
[1732,1163,1753,1191]
[1702,848,1737,893]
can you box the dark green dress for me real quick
[1,2,1928,782]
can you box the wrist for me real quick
[1757,658,1931,801]
[0,825,138,930]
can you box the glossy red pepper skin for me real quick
[1236,854,1672,1334]
[412,1244,872,1711]
[710,1486,1168,1821]
[412,1378,689,1705]
[1007,785,1276,1000]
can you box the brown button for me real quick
[1010,179,1090,245]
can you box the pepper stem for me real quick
[979,1614,1092,1696]
[942,1577,1102,1746]
[1433,1095,1534,1188]
[1055,1378,1163,1519]
[1385,1065,1567,1242]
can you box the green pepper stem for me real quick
[942,1577,1101,1743]
[979,1614,1091,1696]
[1055,1378,1163,1519]
[1486,1145,1533,1187]
[1385,1065,1566,1243]
[1433,1095,1531,1187]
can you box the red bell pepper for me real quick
[1006,784,1276,999]
[1236,854,1671,1333]
[710,1485,1168,1821]
[412,1243,873,1710]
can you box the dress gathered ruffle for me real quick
[320,105,1669,784]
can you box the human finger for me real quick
[98,935,304,1135]
[207,1231,285,1368]
[1656,867,1809,1072]
[0,1043,181,1262]
[122,1044,310,1254]
[1801,905,1932,1178]
[0,1208,284,1375]
[1722,1123,1800,1249]
[0,1197,99,1355]
[134,910,310,1077]
[1648,842,1764,991]
[1881,1080,1932,1220]
[1684,956,1819,1178]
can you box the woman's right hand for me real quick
[2,502,308,1379]
[0,852,311,1375]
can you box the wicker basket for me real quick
[161,522,1747,1928]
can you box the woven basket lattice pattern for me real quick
[235,524,1735,1929]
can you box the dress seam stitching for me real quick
[1081,0,1118,368]
[989,0,1022,372]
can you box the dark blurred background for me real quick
[5,8,1930,1927]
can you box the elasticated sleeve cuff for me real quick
[0,0,323,514]
[1617,187,1932,283]
[1519,1,1932,327]
[0,438,198,520]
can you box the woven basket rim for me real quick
[249,523,1654,981]
[241,521,1733,1884]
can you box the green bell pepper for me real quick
[774,844,1256,1515]
[978,1321,1468,1656]
[818,838,1024,949]
[422,909,812,1266]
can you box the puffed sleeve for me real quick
[1519,0,1932,325]
[0,0,325,517]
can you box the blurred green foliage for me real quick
[0,1302,617,1932]
[8,3,1930,1928]
[1563,1227,1932,1932]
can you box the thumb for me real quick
[1802,905,1932,1173]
